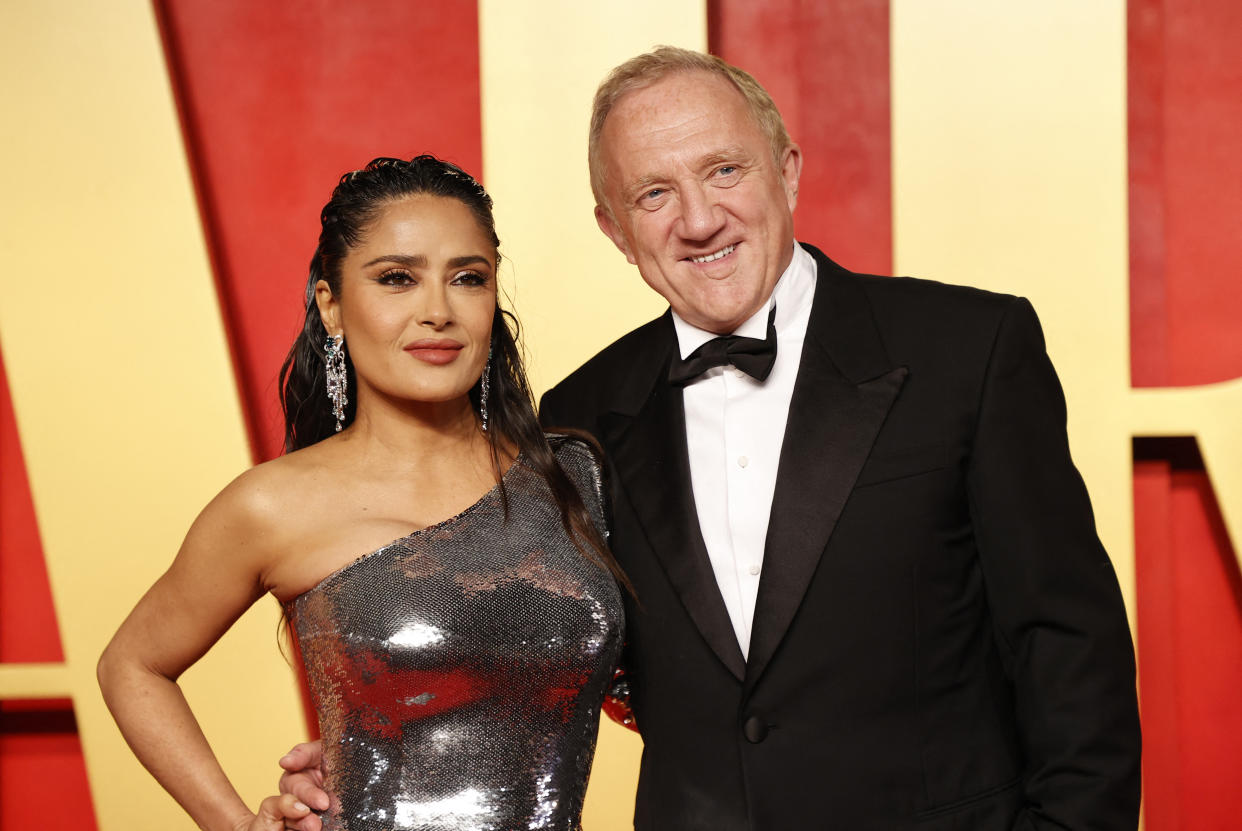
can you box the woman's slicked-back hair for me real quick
[278,155,628,589]
[279,155,499,451]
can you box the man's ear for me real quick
[780,143,803,213]
[315,280,341,337]
[595,204,636,265]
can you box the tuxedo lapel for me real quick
[745,247,908,690]
[601,322,747,682]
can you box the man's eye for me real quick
[643,188,664,201]
[715,165,738,178]
[378,270,414,286]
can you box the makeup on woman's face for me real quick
[323,194,498,411]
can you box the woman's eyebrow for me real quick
[360,254,491,269]
[361,253,426,268]
[447,255,492,268]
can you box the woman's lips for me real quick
[404,339,464,365]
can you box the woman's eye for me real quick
[378,270,414,286]
[452,270,488,287]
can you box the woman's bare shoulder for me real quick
[190,443,341,558]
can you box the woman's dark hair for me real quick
[278,155,626,587]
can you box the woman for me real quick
[98,156,626,831]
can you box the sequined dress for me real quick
[290,438,624,831]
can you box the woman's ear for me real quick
[315,280,341,337]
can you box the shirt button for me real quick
[738,456,749,468]
[748,563,761,576]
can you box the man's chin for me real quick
[674,299,764,335]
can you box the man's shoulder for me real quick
[809,246,1016,314]
[804,243,1024,336]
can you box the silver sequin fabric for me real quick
[291,438,624,831]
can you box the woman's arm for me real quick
[97,470,289,831]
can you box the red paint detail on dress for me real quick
[602,665,638,733]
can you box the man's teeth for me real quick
[690,244,736,264]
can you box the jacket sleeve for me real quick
[965,297,1141,830]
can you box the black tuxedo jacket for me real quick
[539,245,1140,830]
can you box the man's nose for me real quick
[677,183,725,240]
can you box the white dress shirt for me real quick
[671,243,817,657]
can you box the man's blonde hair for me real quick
[588,46,793,211]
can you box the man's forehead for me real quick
[603,76,754,159]
[609,70,736,120]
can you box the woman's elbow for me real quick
[96,639,125,703]
[96,636,153,707]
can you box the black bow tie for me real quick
[668,306,778,386]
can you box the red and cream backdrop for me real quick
[0,1,1238,828]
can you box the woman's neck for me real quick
[336,391,510,481]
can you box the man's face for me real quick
[595,71,801,335]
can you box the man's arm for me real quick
[275,742,329,831]
[967,297,1141,829]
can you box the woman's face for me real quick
[317,194,498,413]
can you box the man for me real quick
[281,47,1141,829]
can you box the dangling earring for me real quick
[479,347,493,432]
[324,333,348,432]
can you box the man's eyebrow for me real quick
[701,148,751,168]
[624,148,755,199]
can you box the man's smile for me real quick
[686,243,737,264]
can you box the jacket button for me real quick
[743,715,768,743]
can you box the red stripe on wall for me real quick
[1134,440,1242,830]
[0,700,98,830]
[709,0,892,276]
[1128,0,1242,388]
[0,347,62,663]
[1,354,94,827]
[1129,0,1242,825]
[1132,456,1178,831]
[156,1,484,461]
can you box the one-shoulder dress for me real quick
[289,438,624,831]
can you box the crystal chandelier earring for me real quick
[479,347,493,432]
[324,333,348,431]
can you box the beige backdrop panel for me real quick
[892,1,1139,613]
[478,1,706,827]
[0,1,304,828]
[892,0,1242,638]
[478,1,705,398]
